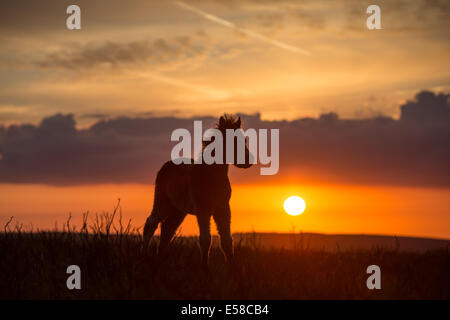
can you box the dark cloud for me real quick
[400,91,450,124]
[0,113,217,185]
[0,91,448,187]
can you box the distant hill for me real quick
[231,232,450,253]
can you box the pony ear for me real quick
[237,117,241,127]
[219,115,225,127]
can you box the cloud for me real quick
[37,36,232,100]
[0,114,216,185]
[0,0,176,36]
[1,0,447,38]
[38,37,207,71]
[0,91,448,187]
[400,91,450,123]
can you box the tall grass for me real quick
[1,201,449,299]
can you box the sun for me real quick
[284,196,306,216]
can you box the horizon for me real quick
[1,181,449,240]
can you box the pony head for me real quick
[216,114,253,169]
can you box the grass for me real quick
[1,203,449,299]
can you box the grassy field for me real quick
[0,212,449,300]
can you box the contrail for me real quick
[174,1,311,55]
[133,71,230,100]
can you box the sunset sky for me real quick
[0,0,449,239]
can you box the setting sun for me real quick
[284,196,306,216]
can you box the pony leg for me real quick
[159,212,186,256]
[142,213,160,250]
[142,194,174,251]
[196,214,211,269]
[213,204,233,263]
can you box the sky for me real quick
[0,0,449,238]
[1,0,449,125]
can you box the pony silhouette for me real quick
[142,114,252,267]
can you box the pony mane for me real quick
[216,114,241,131]
[203,114,241,150]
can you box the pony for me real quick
[142,114,252,267]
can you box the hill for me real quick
[232,232,450,253]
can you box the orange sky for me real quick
[1,182,449,239]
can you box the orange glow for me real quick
[1,183,449,239]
